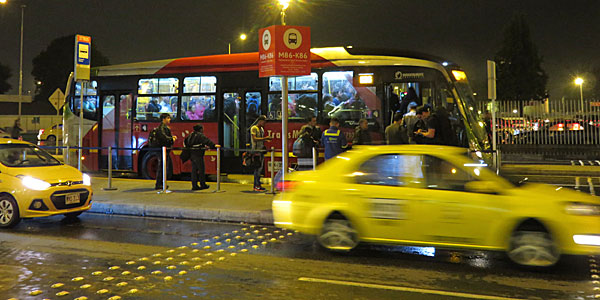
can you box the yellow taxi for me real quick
[0,139,92,228]
[37,123,63,146]
[273,145,600,267]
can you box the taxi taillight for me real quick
[276,180,300,191]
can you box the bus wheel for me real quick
[141,152,172,180]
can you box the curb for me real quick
[88,202,274,225]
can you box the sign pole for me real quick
[487,60,497,173]
[78,80,84,171]
[282,76,288,179]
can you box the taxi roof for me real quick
[0,138,33,145]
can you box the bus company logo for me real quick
[262,30,272,51]
[283,28,302,50]
[394,71,425,80]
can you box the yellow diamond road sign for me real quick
[49,88,65,111]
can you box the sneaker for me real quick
[253,187,266,192]
[199,185,210,190]
[191,186,201,191]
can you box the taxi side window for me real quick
[355,154,424,187]
[423,155,475,191]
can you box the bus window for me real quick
[183,76,217,93]
[269,73,317,92]
[245,92,261,125]
[72,81,98,120]
[322,71,382,129]
[138,78,179,94]
[268,73,318,120]
[136,97,160,121]
[182,95,216,121]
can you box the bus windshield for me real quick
[454,81,490,150]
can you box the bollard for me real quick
[269,147,275,194]
[103,146,117,191]
[215,145,221,192]
[312,147,317,171]
[158,146,171,194]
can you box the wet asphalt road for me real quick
[0,213,598,300]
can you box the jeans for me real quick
[191,156,206,188]
[253,154,264,188]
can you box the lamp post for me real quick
[228,33,247,54]
[0,1,25,118]
[278,0,291,180]
[575,77,584,112]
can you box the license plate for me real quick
[65,193,80,205]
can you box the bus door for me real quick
[99,91,133,170]
[221,90,262,173]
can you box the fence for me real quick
[478,98,600,145]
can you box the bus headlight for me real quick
[83,174,91,186]
[19,176,51,191]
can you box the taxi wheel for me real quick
[507,231,560,267]
[0,195,20,228]
[46,135,56,146]
[318,218,358,251]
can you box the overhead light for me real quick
[452,70,467,81]
[358,73,374,85]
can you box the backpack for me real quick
[148,127,160,147]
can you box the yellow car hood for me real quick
[520,183,600,204]
[6,165,83,183]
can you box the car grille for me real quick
[50,189,90,209]
[50,181,84,187]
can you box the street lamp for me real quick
[228,33,247,55]
[0,1,25,118]
[575,77,584,111]
[277,0,291,180]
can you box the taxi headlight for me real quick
[83,174,91,186]
[565,202,600,216]
[19,176,51,191]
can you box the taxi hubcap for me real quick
[0,199,14,225]
[319,219,358,251]
[508,231,559,267]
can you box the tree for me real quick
[0,62,12,94]
[494,14,548,100]
[32,34,110,102]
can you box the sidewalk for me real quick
[89,177,275,224]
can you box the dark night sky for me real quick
[0,0,599,101]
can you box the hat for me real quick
[408,101,418,109]
[416,105,431,115]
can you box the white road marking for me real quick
[298,277,528,300]
[588,177,596,196]
[595,160,600,166]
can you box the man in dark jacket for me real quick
[298,116,321,158]
[185,124,215,190]
[352,118,371,145]
[155,113,176,190]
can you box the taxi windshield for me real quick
[0,144,62,167]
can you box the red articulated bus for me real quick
[63,46,490,178]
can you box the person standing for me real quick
[10,119,22,140]
[185,124,215,190]
[321,117,348,160]
[155,113,176,190]
[250,115,272,191]
[352,118,371,145]
[385,113,407,144]
[413,105,439,144]
[298,116,321,157]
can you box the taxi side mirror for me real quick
[464,181,500,195]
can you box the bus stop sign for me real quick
[74,34,91,81]
[258,25,310,78]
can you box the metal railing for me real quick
[478,98,600,145]
[39,144,321,194]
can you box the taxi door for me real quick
[417,155,508,247]
[349,154,425,243]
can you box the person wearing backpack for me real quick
[250,115,272,191]
[153,113,176,190]
[296,116,320,158]
[185,124,215,190]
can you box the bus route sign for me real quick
[74,34,91,81]
[258,25,310,78]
